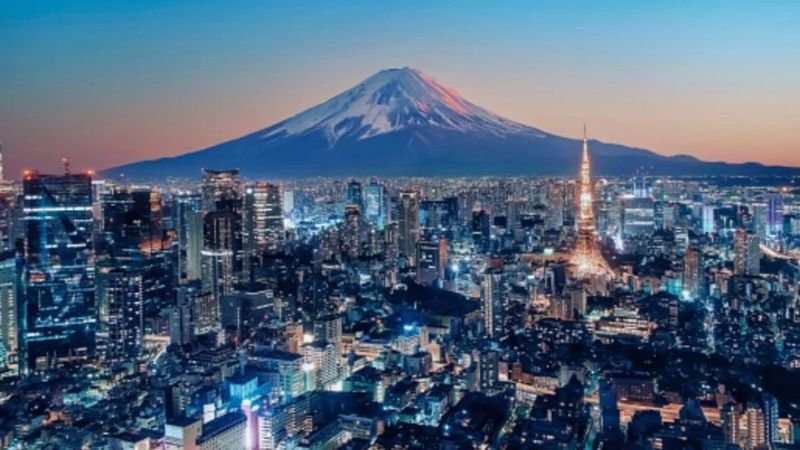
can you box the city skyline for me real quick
[2,1,800,176]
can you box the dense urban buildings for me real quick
[0,136,799,450]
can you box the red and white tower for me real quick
[570,126,612,278]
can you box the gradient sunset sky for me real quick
[1,0,799,176]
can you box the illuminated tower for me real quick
[570,126,611,278]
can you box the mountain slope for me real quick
[103,67,800,179]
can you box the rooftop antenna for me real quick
[62,157,70,175]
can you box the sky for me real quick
[1,0,799,177]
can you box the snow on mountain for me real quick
[260,67,545,145]
[102,67,800,180]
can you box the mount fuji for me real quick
[103,67,799,179]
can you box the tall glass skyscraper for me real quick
[364,180,386,230]
[21,171,95,371]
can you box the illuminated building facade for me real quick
[21,171,96,371]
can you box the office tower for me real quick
[105,268,144,362]
[176,194,204,283]
[683,248,704,300]
[302,341,338,390]
[22,171,95,371]
[765,193,784,237]
[0,142,3,182]
[202,211,238,307]
[415,239,445,286]
[734,228,760,276]
[482,270,503,338]
[364,179,386,229]
[342,205,361,259]
[346,179,363,208]
[702,204,715,234]
[243,184,267,281]
[263,183,284,255]
[170,289,195,346]
[282,190,294,216]
[397,190,420,264]
[201,169,241,213]
[0,251,18,367]
[750,202,767,240]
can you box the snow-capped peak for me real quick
[261,67,542,145]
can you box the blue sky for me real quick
[1,0,798,175]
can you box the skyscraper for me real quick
[363,179,386,229]
[415,238,446,286]
[105,268,144,362]
[175,194,204,284]
[22,171,96,371]
[201,169,241,213]
[734,228,760,276]
[683,248,704,300]
[482,270,503,338]
[397,190,420,264]
[243,184,266,281]
[342,204,361,260]
[346,179,363,209]
[0,251,18,367]
[702,204,715,234]
[202,211,238,307]
[263,183,284,255]
[765,193,784,237]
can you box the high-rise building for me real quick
[0,251,18,367]
[482,270,503,338]
[702,204,715,234]
[397,190,420,264]
[201,169,241,213]
[202,211,239,307]
[242,184,266,281]
[21,171,96,371]
[341,205,361,260]
[765,193,784,237]
[763,394,779,445]
[105,268,144,362]
[263,183,284,255]
[175,194,204,283]
[415,238,445,286]
[734,228,760,276]
[313,314,343,356]
[721,403,739,445]
[750,202,767,240]
[683,248,704,300]
[346,180,363,208]
[364,180,386,229]
[170,289,195,346]
[302,341,339,390]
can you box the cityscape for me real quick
[2,2,800,450]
